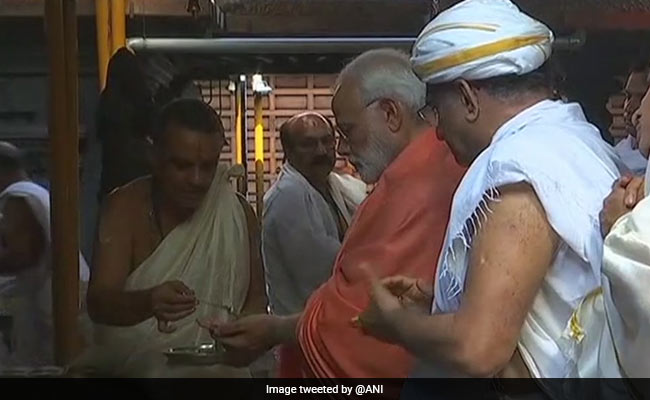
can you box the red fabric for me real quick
[276,345,303,378]
[296,130,465,378]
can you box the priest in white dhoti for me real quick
[262,112,366,376]
[74,99,266,377]
[0,142,90,368]
[357,0,626,390]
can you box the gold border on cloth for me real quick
[414,34,551,78]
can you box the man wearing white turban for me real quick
[358,0,627,387]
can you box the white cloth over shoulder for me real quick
[420,100,624,383]
[411,0,553,84]
[75,164,252,377]
[0,181,90,368]
[262,163,366,315]
[599,157,650,378]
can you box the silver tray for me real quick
[163,343,226,366]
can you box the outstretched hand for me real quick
[354,264,424,343]
[151,280,197,333]
[197,313,280,367]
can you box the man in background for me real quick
[599,77,650,380]
[0,142,89,367]
[262,112,366,376]
[614,60,648,175]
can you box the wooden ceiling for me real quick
[2,0,650,36]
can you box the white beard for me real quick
[351,130,402,184]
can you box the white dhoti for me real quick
[74,164,252,377]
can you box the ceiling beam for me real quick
[0,0,94,16]
[219,0,430,16]
[226,13,429,34]
[0,0,217,17]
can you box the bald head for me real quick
[280,112,336,185]
[280,112,332,152]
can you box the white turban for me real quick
[411,0,554,84]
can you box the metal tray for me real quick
[0,366,65,378]
[163,343,226,366]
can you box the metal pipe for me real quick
[95,0,111,89]
[127,34,585,55]
[111,0,126,53]
[128,37,416,54]
[45,0,81,366]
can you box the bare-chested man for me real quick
[80,99,265,377]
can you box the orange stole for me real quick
[297,130,465,378]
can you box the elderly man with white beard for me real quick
[201,48,464,378]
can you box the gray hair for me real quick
[335,48,426,113]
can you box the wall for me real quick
[0,41,101,261]
[607,89,627,140]
[199,73,343,205]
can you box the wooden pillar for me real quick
[95,0,111,89]
[254,93,264,216]
[110,0,126,53]
[44,0,82,365]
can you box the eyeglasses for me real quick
[334,99,381,147]
[335,130,350,151]
[417,103,439,127]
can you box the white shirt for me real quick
[262,164,366,316]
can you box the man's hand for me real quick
[207,314,281,352]
[382,275,433,313]
[198,313,286,367]
[150,280,196,332]
[600,175,645,237]
[355,265,411,343]
[620,175,645,207]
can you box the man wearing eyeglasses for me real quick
[205,48,464,379]
[261,112,367,376]
[359,0,626,389]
